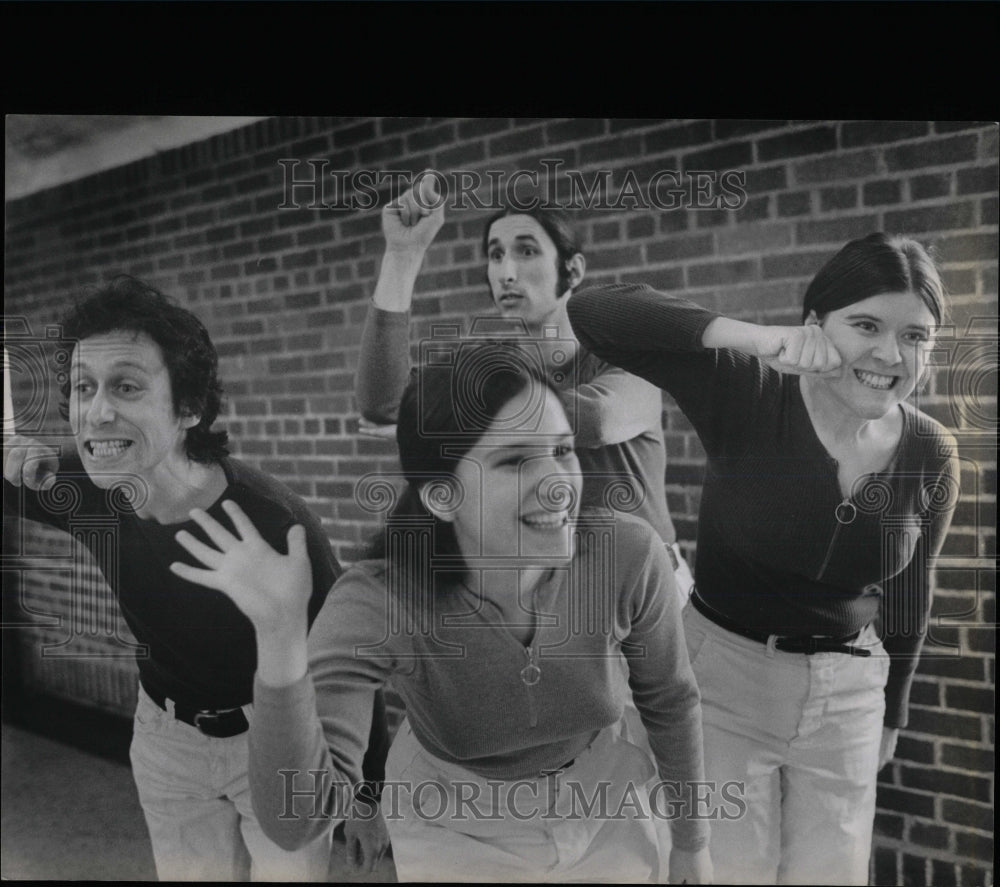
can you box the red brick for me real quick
[580,135,643,165]
[941,798,994,832]
[777,191,812,216]
[895,734,935,764]
[957,165,999,195]
[646,233,715,263]
[547,118,606,144]
[682,141,753,173]
[762,249,836,280]
[875,785,936,818]
[407,122,456,152]
[744,165,788,194]
[458,118,509,139]
[873,811,904,839]
[333,120,376,148]
[908,820,951,850]
[795,150,878,183]
[872,847,898,885]
[643,121,713,154]
[842,121,929,147]
[906,707,982,740]
[796,214,880,245]
[488,126,546,159]
[819,185,857,212]
[758,126,837,162]
[885,135,979,172]
[940,743,994,772]
[863,179,903,206]
[934,233,998,262]
[885,202,976,234]
[714,120,787,140]
[931,860,959,887]
[716,223,792,256]
[688,259,759,288]
[733,195,770,224]
[955,832,994,861]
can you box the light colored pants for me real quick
[682,603,889,885]
[382,718,661,882]
[129,685,332,882]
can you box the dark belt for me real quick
[144,685,250,738]
[691,590,871,657]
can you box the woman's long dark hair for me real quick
[363,341,558,595]
[802,233,947,325]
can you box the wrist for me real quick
[702,316,764,354]
[373,252,422,312]
[255,625,308,687]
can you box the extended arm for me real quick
[880,438,961,731]
[355,174,445,425]
[170,503,394,850]
[557,361,663,449]
[621,530,709,853]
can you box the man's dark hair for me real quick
[481,205,584,296]
[58,275,229,462]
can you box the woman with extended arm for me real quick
[170,342,712,883]
[567,233,959,885]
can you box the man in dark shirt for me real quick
[3,276,388,880]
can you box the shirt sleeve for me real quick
[2,448,101,531]
[557,359,663,449]
[355,304,413,424]
[568,282,779,460]
[248,568,397,850]
[880,434,961,728]
[619,524,709,852]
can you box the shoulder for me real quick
[576,509,670,576]
[900,403,959,467]
[221,458,337,565]
[223,457,318,527]
[332,559,388,593]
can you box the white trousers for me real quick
[682,603,889,885]
[382,718,661,882]
[129,686,332,882]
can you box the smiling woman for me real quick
[170,341,713,884]
[567,233,960,886]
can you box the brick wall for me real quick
[4,117,995,885]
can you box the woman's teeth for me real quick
[88,440,132,458]
[854,370,896,390]
[522,512,568,529]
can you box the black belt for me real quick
[691,590,871,657]
[144,685,250,738]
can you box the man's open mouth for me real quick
[86,439,134,458]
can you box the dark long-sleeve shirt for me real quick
[568,283,959,728]
[4,452,389,784]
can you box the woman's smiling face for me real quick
[441,386,582,566]
[810,290,937,420]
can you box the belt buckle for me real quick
[193,707,240,734]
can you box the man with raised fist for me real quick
[356,171,690,588]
